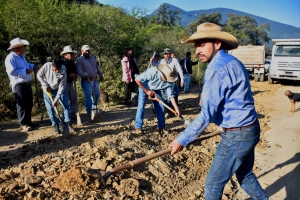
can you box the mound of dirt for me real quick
[0,81,280,199]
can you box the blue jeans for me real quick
[65,82,77,117]
[135,87,165,129]
[43,90,70,126]
[205,120,268,200]
[81,79,100,114]
[164,82,178,108]
[183,74,190,92]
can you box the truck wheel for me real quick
[260,73,265,82]
[254,74,259,82]
[268,76,274,84]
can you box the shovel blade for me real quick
[59,122,70,139]
[91,108,102,123]
[183,117,193,128]
[76,113,83,126]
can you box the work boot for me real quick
[20,125,32,132]
[135,128,143,134]
[68,122,75,133]
[53,124,61,134]
[158,128,169,135]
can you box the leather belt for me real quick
[222,119,257,132]
[17,81,31,85]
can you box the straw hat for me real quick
[158,64,178,82]
[7,38,29,50]
[181,22,238,50]
[60,45,77,56]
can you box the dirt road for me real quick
[235,82,300,200]
[0,80,299,199]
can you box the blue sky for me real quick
[98,0,300,28]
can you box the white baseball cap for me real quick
[81,45,91,51]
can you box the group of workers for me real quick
[4,22,270,199]
[5,39,103,133]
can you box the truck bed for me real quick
[228,45,265,65]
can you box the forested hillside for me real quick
[150,3,300,41]
[0,1,269,120]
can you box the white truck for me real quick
[228,45,266,82]
[268,39,300,84]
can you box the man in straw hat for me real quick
[5,38,39,132]
[168,23,269,199]
[76,45,104,121]
[60,45,78,121]
[134,64,180,135]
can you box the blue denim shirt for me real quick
[135,67,174,99]
[176,50,257,146]
[5,52,35,92]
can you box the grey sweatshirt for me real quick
[37,62,67,103]
[76,55,103,80]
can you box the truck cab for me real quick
[268,39,300,84]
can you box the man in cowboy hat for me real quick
[5,38,39,131]
[76,45,104,120]
[60,45,78,121]
[168,23,269,199]
[134,64,180,135]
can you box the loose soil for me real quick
[0,80,299,200]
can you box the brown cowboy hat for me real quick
[158,64,178,82]
[181,22,238,50]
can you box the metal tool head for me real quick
[59,121,70,139]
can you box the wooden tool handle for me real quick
[109,149,171,174]
[150,95,177,115]
[102,129,222,184]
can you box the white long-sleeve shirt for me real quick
[5,52,35,92]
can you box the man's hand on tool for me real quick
[180,81,184,88]
[174,106,181,117]
[87,74,94,81]
[52,101,57,107]
[146,89,156,98]
[168,139,183,155]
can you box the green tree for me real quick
[150,4,181,27]
[187,12,223,34]
[224,14,270,45]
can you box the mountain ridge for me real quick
[149,3,300,42]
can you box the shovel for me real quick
[44,90,70,139]
[147,52,156,69]
[89,80,101,123]
[100,128,222,186]
[73,80,82,125]
[34,70,44,123]
[150,95,192,128]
